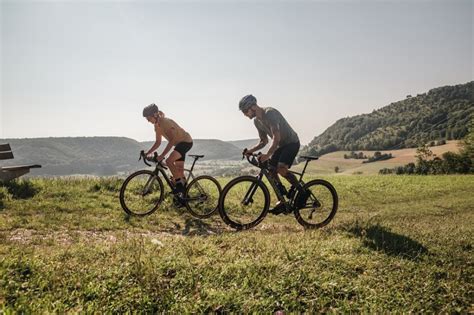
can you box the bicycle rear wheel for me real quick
[218,176,270,230]
[119,170,164,216]
[185,175,221,219]
[293,179,338,229]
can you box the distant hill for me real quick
[227,139,259,150]
[227,139,270,152]
[141,139,242,161]
[0,137,244,176]
[0,137,145,176]
[301,81,473,157]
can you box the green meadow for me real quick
[0,175,473,312]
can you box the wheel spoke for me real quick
[185,176,221,218]
[294,180,338,228]
[220,177,269,229]
[120,171,164,216]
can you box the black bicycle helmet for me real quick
[143,103,159,117]
[239,94,257,112]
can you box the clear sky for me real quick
[1,0,472,144]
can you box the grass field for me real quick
[0,175,473,312]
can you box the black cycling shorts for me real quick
[174,142,193,161]
[269,141,300,168]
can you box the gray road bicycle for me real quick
[218,152,338,230]
[119,151,221,219]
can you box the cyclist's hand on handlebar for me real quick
[145,152,160,162]
[258,153,270,162]
[139,150,152,166]
[156,154,165,162]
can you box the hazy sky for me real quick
[1,0,472,144]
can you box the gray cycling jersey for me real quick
[254,107,299,147]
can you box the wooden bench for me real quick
[0,143,41,182]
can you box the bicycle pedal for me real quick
[269,203,288,215]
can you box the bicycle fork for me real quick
[142,174,157,196]
[241,174,264,206]
[242,184,259,206]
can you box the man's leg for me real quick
[277,142,301,199]
[268,164,282,184]
[268,149,284,188]
[268,149,289,215]
[277,163,299,187]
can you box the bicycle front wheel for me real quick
[185,175,222,219]
[293,179,338,229]
[218,176,270,230]
[119,170,165,216]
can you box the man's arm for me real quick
[266,128,280,156]
[257,123,280,162]
[259,111,281,161]
[247,128,268,154]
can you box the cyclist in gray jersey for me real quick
[239,94,301,214]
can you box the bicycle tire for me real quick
[119,170,165,216]
[218,176,270,230]
[293,179,338,229]
[184,175,222,219]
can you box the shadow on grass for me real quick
[0,180,39,200]
[180,217,226,236]
[346,223,428,260]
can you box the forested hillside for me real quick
[301,81,473,156]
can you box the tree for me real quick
[416,144,434,162]
[415,144,434,175]
[461,117,474,158]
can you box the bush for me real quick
[364,153,393,163]
[0,180,40,199]
[380,152,472,175]
[378,168,393,174]
[344,151,367,160]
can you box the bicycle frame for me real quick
[241,157,288,206]
[243,155,317,210]
[143,157,207,203]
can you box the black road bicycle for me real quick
[119,151,221,218]
[218,152,338,230]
